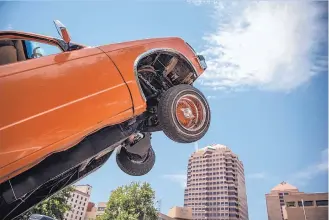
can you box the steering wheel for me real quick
[31,47,43,58]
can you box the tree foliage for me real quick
[99,182,158,220]
[18,185,74,220]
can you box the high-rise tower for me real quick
[184,144,249,220]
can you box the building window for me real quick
[298,201,313,207]
[316,200,328,206]
[286,201,295,207]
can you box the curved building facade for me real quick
[183,144,249,220]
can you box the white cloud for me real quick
[247,172,266,179]
[206,95,217,100]
[289,148,328,185]
[162,174,187,188]
[5,24,13,30]
[198,1,327,92]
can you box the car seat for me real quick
[0,40,26,66]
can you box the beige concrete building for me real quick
[64,185,92,220]
[265,181,328,220]
[159,206,193,220]
[184,144,249,220]
[96,202,106,218]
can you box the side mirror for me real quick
[53,20,71,44]
[29,214,56,220]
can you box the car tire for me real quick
[157,84,211,143]
[116,146,155,176]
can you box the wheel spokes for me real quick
[175,94,206,132]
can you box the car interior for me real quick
[0,39,27,66]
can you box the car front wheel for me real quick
[157,84,211,143]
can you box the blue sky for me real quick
[1,1,327,220]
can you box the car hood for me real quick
[97,37,182,53]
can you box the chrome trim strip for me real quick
[133,48,199,101]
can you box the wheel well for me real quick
[134,48,198,101]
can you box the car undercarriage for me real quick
[0,124,129,219]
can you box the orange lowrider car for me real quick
[0,20,211,219]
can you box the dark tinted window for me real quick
[98,207,105,211]
[298,201,313,207]
[304,201,314,206]
[316,200,328,206]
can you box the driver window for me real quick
[24,40,62,59]
[0,39,62,66]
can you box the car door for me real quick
[0,32,133,175]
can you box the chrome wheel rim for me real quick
[175,94,207,132]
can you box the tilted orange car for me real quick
[0,20,211,219]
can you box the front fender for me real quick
[99,37,205,116]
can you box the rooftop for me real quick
[196,144,228,152]
[271,181,299,192]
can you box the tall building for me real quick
[265,181,328,220]
[64,185,92,220]
[184,144,249,220]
